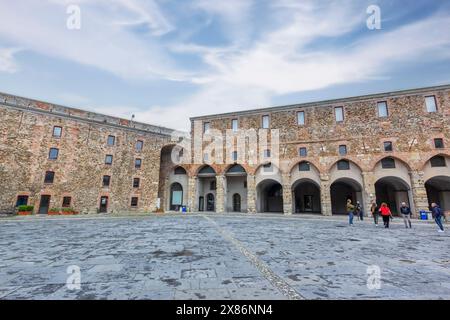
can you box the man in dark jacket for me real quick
[400,202,412,229]
[431,203,444,233]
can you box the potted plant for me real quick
[48,207,61,215]
[61,208,78,215]
[17,205,34,215]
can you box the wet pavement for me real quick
[0,213,449,300]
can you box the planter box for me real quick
[18,211,32,216]
[61,211,74,215]
[48,211,60,216]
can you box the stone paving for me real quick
[0,214,449,300]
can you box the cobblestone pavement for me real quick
[0,214,449,300]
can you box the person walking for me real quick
[400,202,412,229]
[356,201,364,221]
[347,199,355,226]
[371,201,379,226]
[380,203,392,228]
[431,203,445,233]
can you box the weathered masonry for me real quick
[0,92,175,214]
[162,85,450,216]
[1,85,449,216]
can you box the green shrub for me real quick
[49,208,60,212]
[17,205,34,212]
[61,207,75,213]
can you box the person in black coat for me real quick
[400,202,412,229]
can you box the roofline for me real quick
[0,91,180,136]
[190,84,450,121]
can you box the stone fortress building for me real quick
[1,84,449,216]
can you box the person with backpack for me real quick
[380,203,393,228]
[370,201,379,226]
[347,199,355,226]
[400,202,412,229]
[431,203,445,233]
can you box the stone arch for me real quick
[327,157,364,173]
[375,176,412,215]
[290,161,321,187]
[373,157,412,188]
[196,165,217,212]
[169,182,184,211]
[225,164,248,213]
[370,154,413,172]
[291,178,321,214]
[328,159,364,189]
[425,176,450,212]
[256,179,283,213]
[330,177,364,215]
[254,162,282,186]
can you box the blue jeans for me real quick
[435,216,444,231]
[349,212,354,225]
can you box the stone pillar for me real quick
[320,173,332,216]
[282,173,292,215]
[216,175,225,213]
[247,174,256,213]
[362,171,376,216]
[187,176,197,212]
[410,171,429,217]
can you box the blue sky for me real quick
[0,0,449,131]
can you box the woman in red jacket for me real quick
[380,203,393,228]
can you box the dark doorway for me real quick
[233,193,241,212]
[425,176,450,211]
[293,179,321,214]
[206,193,215,211]
[99,196,108,213]
[38,195,51,214]
[330,178,362,215]
[375,177,410,215]
[257,180,283,213]
[170,183,183,211]
[198,196,204,211]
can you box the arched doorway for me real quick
[233,194,241,212]
[425,176,450,212]
[256,179,283,213]
[206,193,215,211]
[225,164,247,213]
[330,178,363,215]
[292,179,321,214]
[169,183,183,211]
[375,177,411,215]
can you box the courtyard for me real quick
[0,213,449,300]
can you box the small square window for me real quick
[53,126,62,138]
[381,158,396,169]
[103,175,111,187]
[16,195,29,207]
[135,158,142,169]
[62,197,72,208]
[105,155,113,165]
[335,107,344,122]
[297,111,305,125]
[339,145,347,156]
[262,115,270,129]
[107,135,116,146]
[131,197,139,207]
[232,119,238,132]
[133,178,140,188]
[299,162,310,171]
[136,140,144,152]
[299,147,307,157]
[264,149,271,158]
[49,148,59,160]
[377,102,388,117]
[203,122,210,134]
[434,138,444,149]
[337,160,350,170]
[425,96,437,113]
[384,141,393,152]
[44,171,55,184]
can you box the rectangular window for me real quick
[203,122,210,134]
[49,148,59,160]
[53,126,62,138]
[425,96,437,113]
[337,160,350,170]
[44,171,55,184]
[297,111,305,125]
[135,158,142,169]
[203,153,209,162]
[434,138,444,149]
[62,197,72,208]
[16,195,29,207]
[377,101,388,117]
[264,149,271,158]
[335,107,344,122]
[133,178,140,188]
[232,151,238,162]
[232,119,238,132]
[384,141,393,152]
[339,145,347,156]
[131,197,138,207]
[105,155,113,165]
[262,115,270,129]
[381,158,396,169]
[136,140,144,152]
[299,147,307,157]
[107,135,116,146]
[299,162,310,171]
[102,175,111,187]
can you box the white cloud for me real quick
[0,47,22,73]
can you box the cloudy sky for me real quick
[0,0,449,131]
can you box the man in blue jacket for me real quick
[431,203,444,233]
[400,202,412,229]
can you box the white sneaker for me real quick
[438,230,444,233]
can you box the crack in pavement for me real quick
[202,215,304,300]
